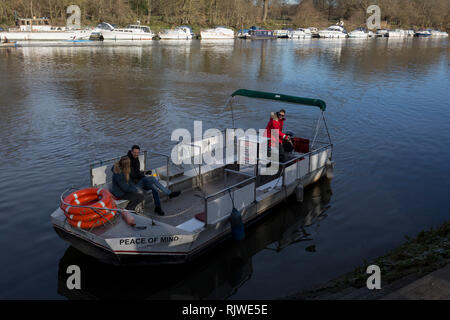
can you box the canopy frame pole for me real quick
[322,114,332,145]
[226,97,237,129]
[311,111,323,149]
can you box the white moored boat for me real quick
[376,29,389,37]
[274,29,290,38]
[430,30,449,37]
[51,89,334,265]
[318,25,347,38]
[348,28,370,38]
[158,26,194,40]
[94,22,155,40]
[200,27,234,39]
[1,17,94,41]
[388,29,406,37]
[415,29,432,37]
[289,28,312,39]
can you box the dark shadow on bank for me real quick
[57,178,333,300]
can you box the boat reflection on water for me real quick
[57,177,332,299]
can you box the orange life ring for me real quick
[60,188,118,229]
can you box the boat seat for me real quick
[110,192,130,209]
[194,212,205,222]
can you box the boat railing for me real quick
[196,169,257,225]
[90,154,146,188]
[253,143,333,188]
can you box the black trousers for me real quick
[121,192,145,211]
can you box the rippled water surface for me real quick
[0,38,449,299]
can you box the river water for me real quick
[0,38,448,299]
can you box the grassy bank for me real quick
[285,220,450,299]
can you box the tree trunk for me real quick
[262,0,269,22]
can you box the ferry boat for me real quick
[1,17,93,41]
[200,27,234,39]
[249,29,276,40]
[94,22,155,40]
[158,26,194,40]
[318,25,347,38]
[289,28,312,39]
[50,89,334,265]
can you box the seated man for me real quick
[127,145,181,216]
[264,109,293,162]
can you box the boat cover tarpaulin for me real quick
[231,89,326,111]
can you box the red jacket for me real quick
[264,112,286,146]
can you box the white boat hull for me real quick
[99,30,155,41]
[319,31,347,38]
[200,31,234,39]
[159,34,193,40]
[0,30,92,41]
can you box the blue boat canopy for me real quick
[231,89,326,111]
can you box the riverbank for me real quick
[284,220,450,300]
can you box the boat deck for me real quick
[139,173,246,227]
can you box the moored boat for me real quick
[1,17,93,41]
[94,22,155,40]
[158,26,194,40]
[200,27,234,39]
[274,29,290,39]
[376,29,389,37]
[237,29,251,39]
[50,89,334,265]
[415,29,432,37]
[348,28,370,38]
[289,28,312,39]
[388,29,406,37]
[318,25,347,38]
[249,29,276,40]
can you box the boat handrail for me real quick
[224,168,255,178]
[204,176,256,201]
[253,143,332,168]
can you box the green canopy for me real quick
[231,89,326,112]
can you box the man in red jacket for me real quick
[265,109,291,147]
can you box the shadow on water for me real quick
[57,178,332,300]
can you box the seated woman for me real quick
[111,156,145,212]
